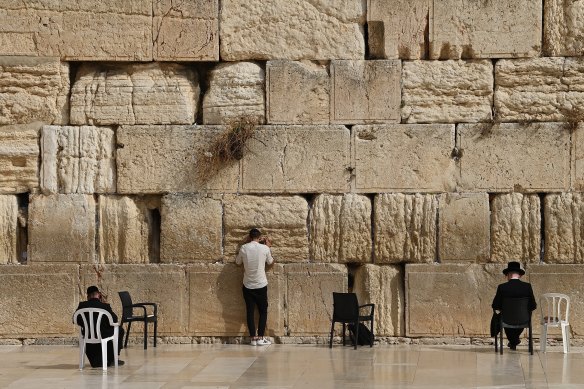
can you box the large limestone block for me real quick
[367,0,430,59]
[0,1,152,60]
[544,193,584,263]
[224,195,308,262]
[0,196,17,264]
[459,123,570,192]
[353,264,404,336]
[529,265,584,336]
[0,264,78,337]
[575,124,584,191]
[266,61,329,124]
[40,125,115,194]
[430,0,541,59]
[188,263,284,336]
[0,124,39,194]
[375,194,437,264]
[70,63,199,126]
[80,264,187,335]
[402,60,493,123]
[203,62,265,125]
[153,0,219,61]
[406,264,501,336]
[116,125,239,193]
[353,124,456,192]
[0,57,69,125]
[286,264,347,335]
[28,194,95,263]
[544,0,584,56]
[220,0,365,60]
[330,60,400,124]
[439,193,490,262]
[99,196,158,264]
[309,194,372,263]
[161,195,222,263]
[241,126,351,193]
[491,193,541,263]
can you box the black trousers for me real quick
[242,285,268,337]
[86,327,125,367]
[505,328,523,346]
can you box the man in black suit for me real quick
[75,286,125,367]
[492,262,537,350]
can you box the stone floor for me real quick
[0,343,583,388]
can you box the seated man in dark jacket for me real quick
[76,286,125,367]
[492,262,537,350]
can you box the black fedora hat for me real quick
[502,261,525,276]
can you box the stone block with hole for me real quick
[0,124,40,194]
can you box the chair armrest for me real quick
[359,304,375,317]
[135,302,158,316]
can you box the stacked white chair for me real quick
[73,308,120,371]
[540,293,570,353]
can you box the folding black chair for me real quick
[329,292,375,349]
[118,291,157,350]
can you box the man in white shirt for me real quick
[236,228,274,346]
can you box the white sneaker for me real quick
[256,338,272,346]
[250,339,257,346]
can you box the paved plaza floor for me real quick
[0,343,583,388]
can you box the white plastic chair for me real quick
[540,293,570,353]
[73,308,120,371]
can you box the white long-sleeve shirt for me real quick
[235,241,274,289]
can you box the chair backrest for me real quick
[73,308,115,344]
[118,291,133,320]
[332,292,359,322]
[501,297,531,326]
[540,293,570,325]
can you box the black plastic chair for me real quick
[118,291,158,350]
[494,297,533,355]
[329,292,375,349]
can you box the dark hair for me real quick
[249,228,261,239]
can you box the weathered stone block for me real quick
[0,264,78,337]
[0,124,39,194]
[529,264,584,336]
[353,264,404,336]
[161,195,222,263]
[494,58,584,122]
[491,193,541,263]
[116,125,239,193]
[80,264,187,335]
[0,1,152,60]
[439,193,490,262]
[28,194,95,263]
[330,60,400,124]
[40,125,115,194]
[406,264,501,336]
[241,126,351,193]
[0,57,69,125]
[309,194,371,263]
[430,0,541,59]
[286,264,347,335]
[224,195,308,262]
[575,124,584,191]
[402,60,493,123]
[266,61,329,124]
[0,196,17,264]
[367,0,430,59]
[70,63,198,126]
[220,0,365,60]
[188,263,284,336]
[153,0,219,61]
[375,194,437,264]
[99,196,158,264]
[544,0,584,56]
[459,123,570,191]
[544,193,584,263]
[353,124,456,192]
[203,62,265,125]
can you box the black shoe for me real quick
[107,359,125,367]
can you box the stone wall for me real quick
[1,0,583,342]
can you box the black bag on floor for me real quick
[348,323,373,346]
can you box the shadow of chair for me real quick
[495,297,533,355]
[540,293,570,353]
[73,307,119,371]
[329,292,375,350]
[118,291,158,350]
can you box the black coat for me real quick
[492,279,537,312]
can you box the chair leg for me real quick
[494,335,498,353]
[144,320,148,350]
[499,325,504,355]
[101,341,108,371]
[154,320,157,347]
[528,323,533,355]
[561,323,570,354]
[79,336,85,370]
[354,321,358,350]
[541,324,547,353]
[124,322,132,348]
[342,323,346,346]
[370,319,374,347]
[329,321,335,348]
